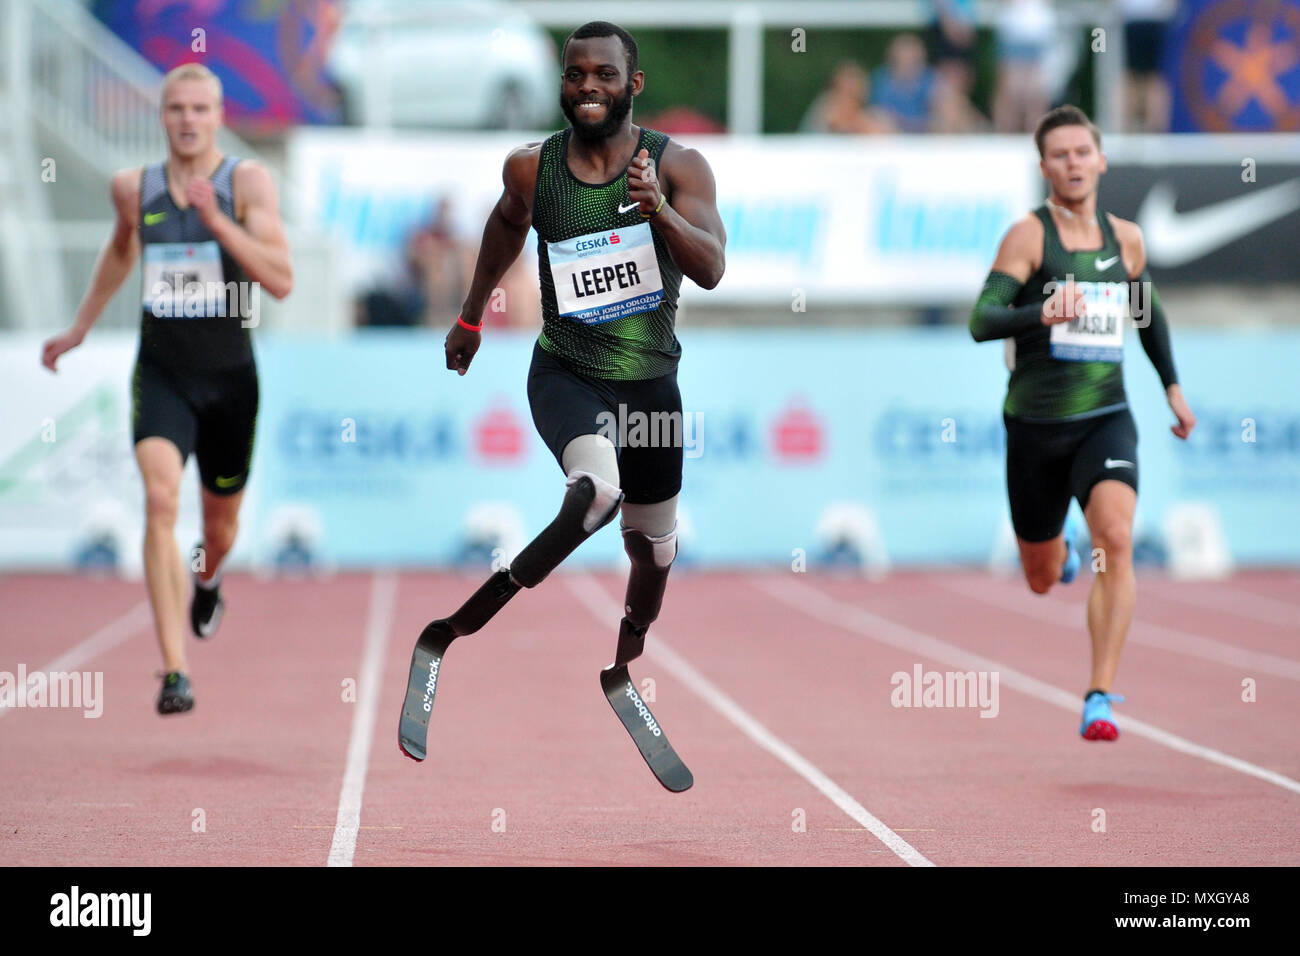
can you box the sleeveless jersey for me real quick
[532,127,683,380]
[137,156,254,373]
[1004,205,1132,421]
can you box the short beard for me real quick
[561,82,634,142]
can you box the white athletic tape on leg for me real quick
[649,527,677,567]
[566,470,624,533]
[623,521,677,568]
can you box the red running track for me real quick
[1,569,1297,866]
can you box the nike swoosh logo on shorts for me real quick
[617,202,640,214]
[1137,179,1300,267]
[215,474,242,488]
[1094,255,1119,270]
[1104,458,1134,469]
[144,212,168,225]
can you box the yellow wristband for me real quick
[641,195,666,219]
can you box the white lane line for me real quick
[1141,578,1300,630]
[566,574,934,868]
[328,571,398,868]
[0,601,151,718]
[762,577,1300,797]
[940,576,1300,681]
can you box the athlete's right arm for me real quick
[969,215,1081,341]
[42,168,141,372]
[446,145,539,375]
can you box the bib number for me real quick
[1049,281,1127,363]
[548,223,663,325]
[142,241,227,318]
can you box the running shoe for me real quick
[1060,514,1082,584]
[157,671,194,715]
[1080,690,1124,740]
[190,570,224,639]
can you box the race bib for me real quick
[141,241,227,318]
[548,223,663,324]
[1049,281,1128,362]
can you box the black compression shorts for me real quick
[526,342,683,505]
[131,358,259,495]
[1004,407,1138,542]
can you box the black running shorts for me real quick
[131,358,259,495]
[526,342,683,505]
[1004,407,1138,542]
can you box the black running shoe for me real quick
[190,575,224,639]
[157,671,194,715]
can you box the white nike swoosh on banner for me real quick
[617,202,640,214]
[1094,255,1119,270]
[1138,178,1300,268]
[1105,458,1135,469]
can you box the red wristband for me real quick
[457,314,482,332]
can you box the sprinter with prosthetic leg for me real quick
[397,21,724,791]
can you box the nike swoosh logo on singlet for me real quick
[1137,179,1300,267]
[1094,255,1119,270]
[144,212,168,225]
[617,202,640,214]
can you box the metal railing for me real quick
[24,0,257,173]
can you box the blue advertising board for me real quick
[247,328,1300,568]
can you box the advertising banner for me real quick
[4,328,1297,570]
[288,132,1038,305]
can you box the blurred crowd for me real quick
[801,0,1177,136]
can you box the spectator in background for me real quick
[355,200,451,328]
[993,0,1054,132]
[871,34,937,133]
[927,0,989,132]
[405,196,540,329]
[801,61,896,134]
[1122,0,1175,132]
[928,0,977,92]
[408,196,465,328]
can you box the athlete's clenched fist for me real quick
[445,319,482,375]
[186,178,220,226]
[627,148,662,216]
[1041,279,1088,325]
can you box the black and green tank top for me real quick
[532,127,683,380]
[1004,205,1132,421]
[137,156,254,373]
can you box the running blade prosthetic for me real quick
[600,663,694,793]
[398,570,520,761]
[398,622,456,761]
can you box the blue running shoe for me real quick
[1080,690,1124,740]
[1060,515,1081,584]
